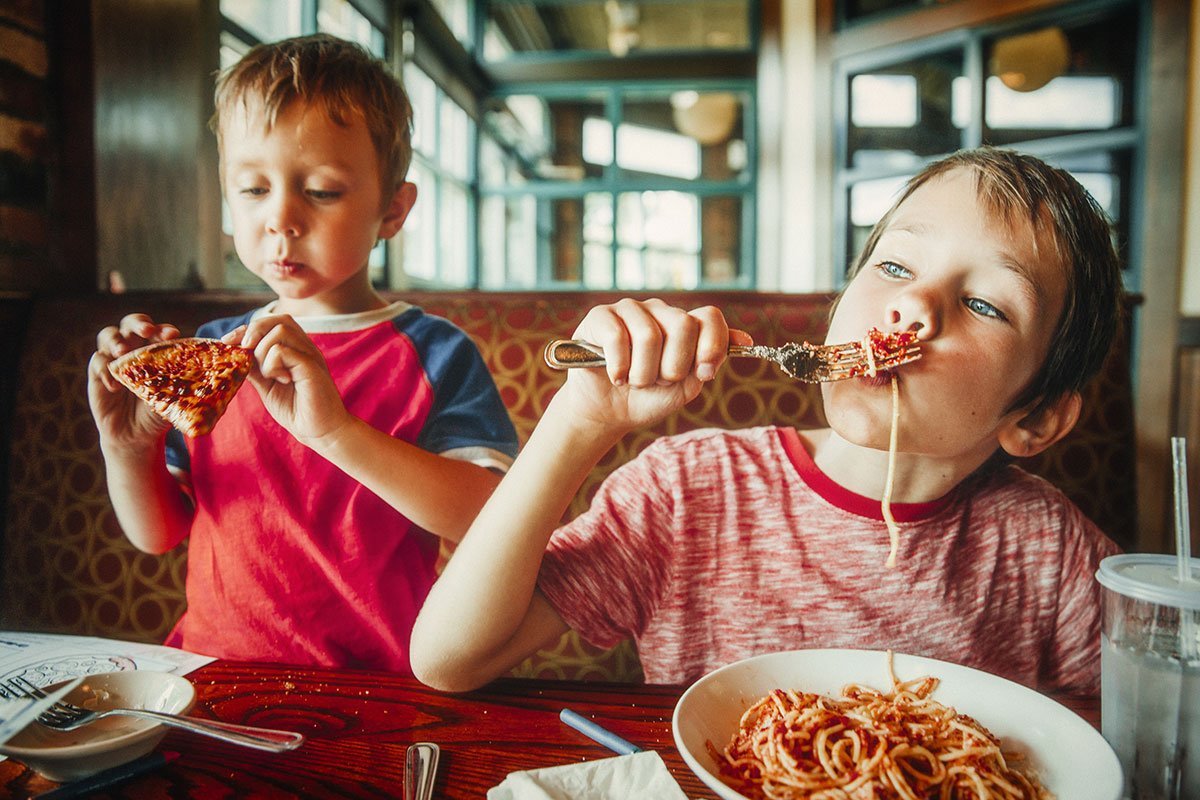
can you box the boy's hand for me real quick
[555,298,751,433]
[231,315,351,444]
[88,314,180,448]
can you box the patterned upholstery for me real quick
[0,291,1137,683]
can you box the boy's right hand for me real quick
[88,314,181,448]
[554,298,751,434]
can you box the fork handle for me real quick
[544,339,761,370]
[108,709,305,752]
[544,339,607,369]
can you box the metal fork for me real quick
[544,336,921,383]
[1,676,304,753]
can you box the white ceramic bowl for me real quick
[673,648,1122,800]
[0,670,195,782]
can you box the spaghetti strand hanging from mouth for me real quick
[883,372,901,568]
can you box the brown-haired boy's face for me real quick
[820,168,1068,471]
[220,99,415,316]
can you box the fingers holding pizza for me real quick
[231,315,352,444]
[89,314,186,445]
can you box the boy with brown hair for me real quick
[88,35,517,671]
[410,147,1122,695]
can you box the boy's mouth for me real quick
[267,260,302,278]
[858,369,900,388]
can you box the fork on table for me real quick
[1,676,305,753]
[544,329,921,383]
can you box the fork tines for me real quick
[824,342,921,380]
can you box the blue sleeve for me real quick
[163,311,256,473]
[400,312,519,460]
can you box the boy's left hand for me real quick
[227,315,350,443]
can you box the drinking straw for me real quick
[1172,436,1197,662]
[1172,437,1193,585]
[559,708,641,755]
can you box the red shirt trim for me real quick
[777,427,954,522]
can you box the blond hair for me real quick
[212,34,413,201]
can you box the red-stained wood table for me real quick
[0,660,1100,799]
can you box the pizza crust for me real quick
[108,337,253,437]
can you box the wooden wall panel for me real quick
[92,0,220,290]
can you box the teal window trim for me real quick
[479,77,757,290]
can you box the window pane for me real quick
[402,161,437,281]
[439,96,472,180]
[483,93,606,183]
[848,48,964,169]
[479,195,538,288]
[404,65,438,159]
[623,92,749,181]
[318,0,385,55]
[438,182,470,285]
[984,9,1138,144]
[221,0,302,42]
[483,0,751,59]
[616,191,701,289]
[847,175,911,265]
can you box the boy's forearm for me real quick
[306,416,506,541]
[101,440,192,554]
[411,394,620,689]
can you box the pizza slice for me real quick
[108,337,254,437]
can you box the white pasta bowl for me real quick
[672,648,1121,800]
[0,670,195,782]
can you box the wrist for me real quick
[299,412,363,458]
[540,392,628,455]
[100,430,167,464]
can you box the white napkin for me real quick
[0,677,84,745]
[487,750,689,800]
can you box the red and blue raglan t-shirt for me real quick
[162,301,518,671]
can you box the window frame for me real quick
[830,0,1146,291]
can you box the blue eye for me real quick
[876,261,913,279]
[965,297,1006,321]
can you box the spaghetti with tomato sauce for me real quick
[710,654,1053,800]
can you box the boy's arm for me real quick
[410,396,619,691]
[100,435,194,553]
[307,421,502,540]
[88,314,194,554]
[411,299,744,691]
[232,314,510,540]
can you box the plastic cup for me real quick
[1097,553,1200,800]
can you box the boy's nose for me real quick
[885,292,938,340]
[266,195,303,238]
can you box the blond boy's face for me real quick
[220,99,414,314]
[821,168,1068,468]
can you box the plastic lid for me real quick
[1096,553,1200,611]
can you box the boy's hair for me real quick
[848,146,1122,418]
[211,34,413,201]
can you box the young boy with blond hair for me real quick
[88,34,517,671]
[410,147,1121,696]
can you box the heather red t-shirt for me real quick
[538,426,1119,695]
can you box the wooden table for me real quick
[0,660,1100,799]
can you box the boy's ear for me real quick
[997,390,1082,458]
[377,182,418,240]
